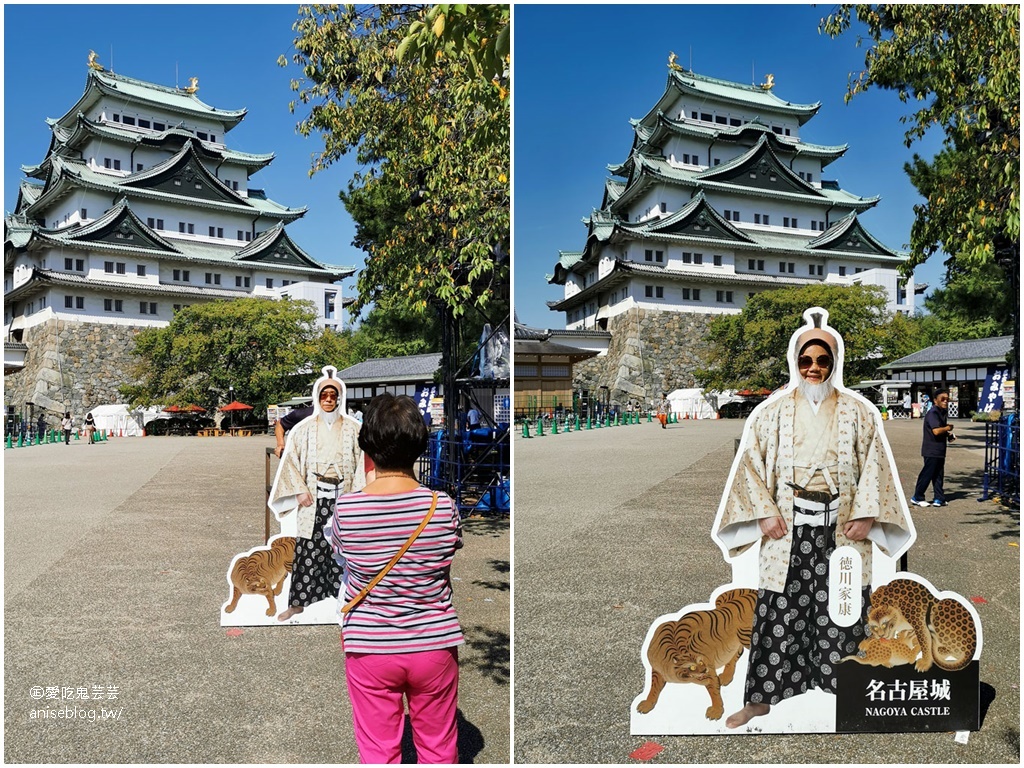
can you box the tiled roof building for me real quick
[548,67,918,329]
[5,63,355,339]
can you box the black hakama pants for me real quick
[287,495,344,608]
[744,519,870,705]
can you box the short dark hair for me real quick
[933,388,950,400]
[358,393,428,470]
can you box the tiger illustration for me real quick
[224,537,295,616]
[637,588,757,720]
[841,628,922,668]
[852,578,977,672]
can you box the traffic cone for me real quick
[18,432,25,447]
[586,415,592,430]
[551,418,559,435]
[5,434,11,449]
[536,418,544,437]
[565,417,572,433]
[522,421,531,438]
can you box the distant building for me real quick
[513,316,598,419]
[879,336,1014,418]
[545,66,919,405]
[548,68,917,327]
[4,58,355,416]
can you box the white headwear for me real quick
[311,366,347,427]
[786,307,845,389]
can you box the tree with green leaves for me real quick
[282,4,510,319]
[820,5,1019,369]
[120,297,354,414]
[696,284,928,392]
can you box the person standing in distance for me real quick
[910,388,955,507]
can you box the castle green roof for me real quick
[54,69,247,132]
[638,69,821,129]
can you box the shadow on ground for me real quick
[463,625,510,685]
[399,709,485,763]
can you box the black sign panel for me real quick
[836,660,979,733]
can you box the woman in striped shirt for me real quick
[330,393,463,763]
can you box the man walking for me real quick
[910,388,955,507]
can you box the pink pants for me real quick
[344,645,459,764]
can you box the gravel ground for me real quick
[4,434,510,763]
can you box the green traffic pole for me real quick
[5,433,11,449]
[551,417,559,435]
[536,417,544,437]
[522,420,531,438]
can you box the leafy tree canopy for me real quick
[695,284,928,391]
[282,4,510,318]
[120,297,354,414]
[820,5,1019,281]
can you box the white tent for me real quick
[666,388,716,419]
[84,404,164,436]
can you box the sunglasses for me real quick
[798,355,832,368]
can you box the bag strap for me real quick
[341,492,439,614]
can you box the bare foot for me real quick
[277,606,304,622]
[725,702,770,728]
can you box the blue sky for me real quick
[512,3,947,329]
[3,3,365,313]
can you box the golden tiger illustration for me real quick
[841,627,922,668]
[848,578,977,672]
[225,537,295,616]
[637,588,757,720]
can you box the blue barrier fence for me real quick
[980,415,1019,507]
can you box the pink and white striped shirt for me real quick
[330,486,464,654]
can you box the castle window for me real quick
[116,263,126,275]
[809,265,815,276]
[197,131,209,141]
[730,117,741,127]
[693,253,703,265]
[791,218,798,228]
[839,266,847,277]
[763,214,770,226]
[716,115,727,125]
[754,214,761,224]
[112,113,120,122]
[64,296,73,308]
[784,217,790,227]
[713,254,723,267]
[266,278,274,289]
[645,249,654,262]
[819,220,826,231]
[153,122,166,131]
[137,265,146,277]
[122,116,136,126]
[788,263,795,273]
[104,261,114,273]
[237,230,244,241]
[655,250,663,263]
[660,202,667,214]
[139,119,150,129]
[65,258,73,270]
[80,208,87,219]
[682,288,691,300]
[136,164,143,172]
[682,252,692,264]
[700,112,712,122]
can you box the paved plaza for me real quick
[514,417,1019,764]
[4,435,509,763]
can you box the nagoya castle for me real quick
[4,54,354,417]
[548,64,916,405]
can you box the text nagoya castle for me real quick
[546,65,918,403]
[4,56,354,416]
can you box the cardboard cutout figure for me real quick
[632,308,981,735]
[221,366,366,626]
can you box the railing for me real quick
[419,427,510,518]
[980,416,1019,507]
